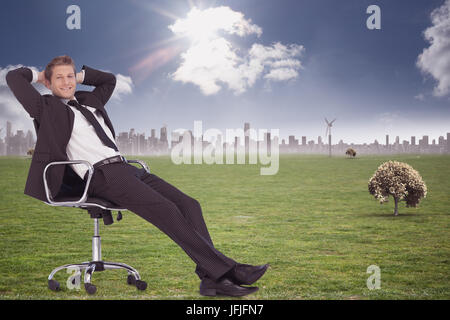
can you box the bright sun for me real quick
[168,6,260,43]
[169,7,221,42]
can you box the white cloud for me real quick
[172,38,242,95]
[245,42,304,83]
[111,74,133,101]
[417,0,450,97]
[264,68,299,81]
[168,6,304,95]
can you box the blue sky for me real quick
[1,0,449,144]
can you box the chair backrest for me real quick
[33,119,86,197]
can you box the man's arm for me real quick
[80,65,116,106]
[6,67,45,120]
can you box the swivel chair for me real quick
[43,158,149,295]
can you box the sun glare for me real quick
[168,6,261,43]
[169,7,220,42]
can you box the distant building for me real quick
[419,135,429,147]
[447,133,450,153]
[0,138,5,156]
[244,122,250,153]
[6,121,12,155]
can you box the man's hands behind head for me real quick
[37,70,46,84]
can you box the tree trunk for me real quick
[394,197,399,216]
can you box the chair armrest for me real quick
[43,160,94,206]
[125,159,150,174]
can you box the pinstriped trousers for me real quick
[87,162,237,281]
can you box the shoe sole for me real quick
[200,286,259,297]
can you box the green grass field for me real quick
[0,154,449,300]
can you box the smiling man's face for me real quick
[45,64,76,100]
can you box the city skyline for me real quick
[1,119,448,156]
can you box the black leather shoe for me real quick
[199,277,259,297]
[229,263,269,285]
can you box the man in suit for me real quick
[6,55,268,297]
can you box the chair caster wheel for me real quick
[84,283,97,295]
[136,280,147,291]
[127,274,136,285]
[48,279,60,291]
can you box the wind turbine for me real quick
[324,118,336,157]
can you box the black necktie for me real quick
[68,100,118,151]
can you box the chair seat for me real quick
[51,196,126,210]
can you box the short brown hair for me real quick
[44,55,76,81]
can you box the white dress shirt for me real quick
[32,69,121,179]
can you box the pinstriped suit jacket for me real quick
[6,65,116,202]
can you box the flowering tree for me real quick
[368,161,427,216]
